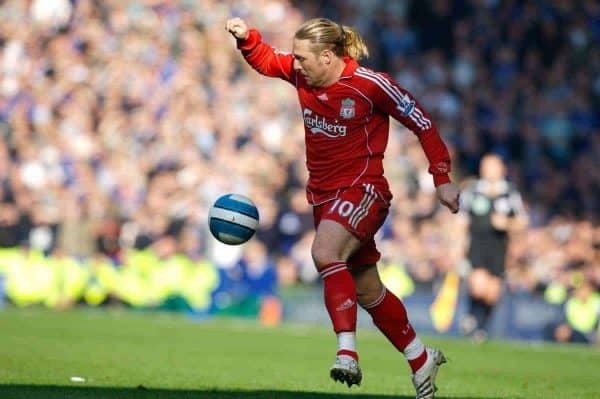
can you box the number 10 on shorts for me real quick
[329,198,355,218]
[320,184,386,240]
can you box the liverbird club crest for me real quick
[339,98,355,119]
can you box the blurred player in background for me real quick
[461,154,528,340]
[227,17,460,399]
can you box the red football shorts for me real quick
[313,183,391,268]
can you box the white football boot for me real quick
[329,354,362,387]
[411,347,447,399]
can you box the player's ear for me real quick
[320,49,332,65]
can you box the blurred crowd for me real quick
[0,0,599,334]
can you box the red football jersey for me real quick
[237,29,451,205]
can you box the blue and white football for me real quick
[208,194,259,245]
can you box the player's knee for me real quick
[311,243,340,270]
[354,273,383,307]
[469,284,485,299]
[484,277,502,304]
[469,269,487,294]
[356,285,382,307]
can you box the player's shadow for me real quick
[0,384,504,399]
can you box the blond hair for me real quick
[294,18,369,60]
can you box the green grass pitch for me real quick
[0,308,598,398]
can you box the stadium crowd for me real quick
[0,0,598,340]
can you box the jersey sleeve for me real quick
[507,187,527,218]
[236,29,295,84]
[359,69,452,186]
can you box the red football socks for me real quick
[319,261,357,335]
[406,344,428,372]
[363,287,427,373]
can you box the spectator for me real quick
[545,276,600,344]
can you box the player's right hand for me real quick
[436,182,460,214]
[226,18,249,40]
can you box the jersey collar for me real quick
[340,57,359,79]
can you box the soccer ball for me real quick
[208,193,259,245]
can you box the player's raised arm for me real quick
[226,17,295,82]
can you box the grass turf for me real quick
[0,307,598,398]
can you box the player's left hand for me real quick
[436,182,460,213]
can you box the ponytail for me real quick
[294,18,369,60]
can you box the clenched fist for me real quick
[226,18,249,40]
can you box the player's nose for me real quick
[293,59,302,71]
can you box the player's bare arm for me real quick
[436,182,460,214]
[226,18,249,40]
